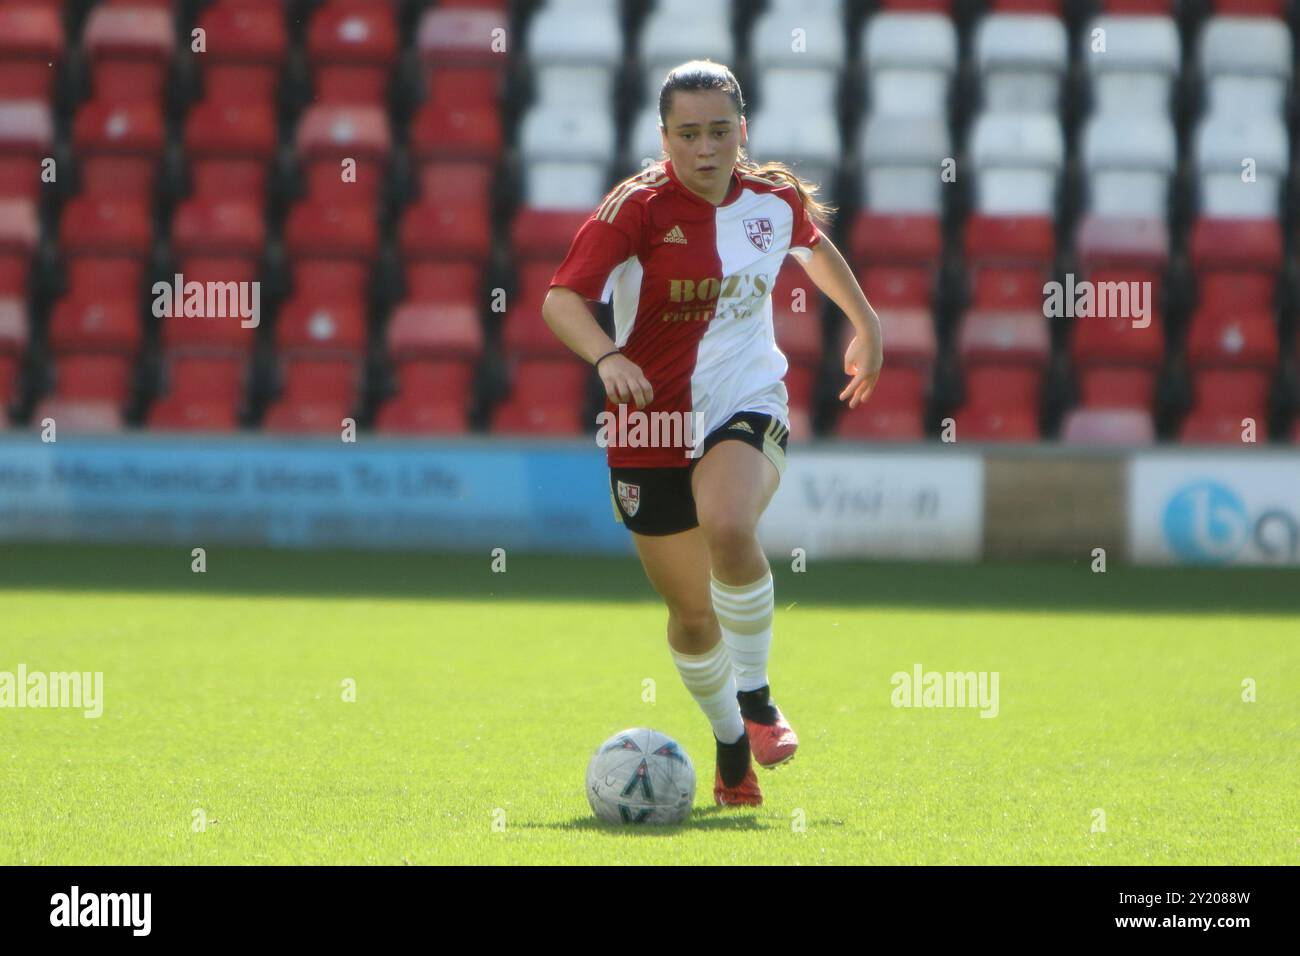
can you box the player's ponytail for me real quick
[658,60,836,225]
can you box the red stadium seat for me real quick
[73,99,165,198]
[1075,216,1169,294]
[772,262,824,364]
[504,262,567,356]
[971,268,1045,309]
[0,198,38,295]
[60,198,152,297]
[964,214,1054,268]
[1178,410,1264,444]
[172,198,265,261]
[148,398,240,431]
[418,159,495,208]
[958,308,1050,426]
[510,357,587,405]
[1186,308,1278,370]
[416,7,510,70]
[1212,0,1288,15]
[0,5,62,101]
[491,400,583,436]
[48,298,140,356]
[1198,272,1276,312]
[0,101,53,202]
[835,365,929,441]
[510,209,591,264]
[1102,0,1174,12]
[387,301,484,361]
[952,406,1040,442]
[82,6,176,103]
[262,400,354,433]
[263,356,363,433]
[149,354,246,431]
[0,297,28,370]
[196,2,287,103]
[377,357,474,434]
[423,66,502,113]
[860,267,931,308]
[48,354,134,404]
[990,0,1060,12]
[285,200,379,299]
[845,307,937,370]
[1189,218,1282,276]
[184,100,278,200]
[0,353,18,408]
[1071,297,1165,410]
[295,104,393,203]
[1060,408,1155,444]
[276,297,367,355]
[1077,367,1158,411]
[849,213,943,270]
[398,199,492,265]
[404,261,482,304]
[308,1,399,104]
[33,398,125,432]
[409,96,502,163]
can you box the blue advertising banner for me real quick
[0,435,632,554]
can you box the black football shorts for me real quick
[608,410,790,536]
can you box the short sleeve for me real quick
[550,203,641,303]
[787,192,823,265]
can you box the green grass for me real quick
[1,544,1297,864]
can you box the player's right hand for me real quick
[597,354,654,410]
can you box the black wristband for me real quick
[594,348,621,369]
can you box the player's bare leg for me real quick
[633,527,761,805]
[692,438,799,768]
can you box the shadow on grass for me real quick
[1,542,1297,615]
[518,809,766,834]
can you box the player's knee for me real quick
[698,511,757,557]
[669,605,716,642]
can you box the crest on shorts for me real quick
[616,480,641,517]
[744,218,774,252]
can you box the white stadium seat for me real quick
[755,68,838,115]
[975,14,1068,114]
[519,104,616,163]
[749,9,846,71]
[1082,113,1177,217]
[861,12,957,117]
[1199,16,1293,118]
[857,114,951,214]
[626,105,665,171]
[969,112,1064,215]
[524,162,608,210]
[1195,112,1289,219]
[1083,15,1180,115]
[532,65,615,110]
[526,0,622,69]
[745,106,840,197]
[641,3,733,94]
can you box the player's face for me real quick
[660,89,747,204]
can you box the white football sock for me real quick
[710,570,774,693]
[670,640,744,744]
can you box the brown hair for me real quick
[657,59,835,224]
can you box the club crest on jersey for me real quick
[616,480,641,517]
[744,218,774,252]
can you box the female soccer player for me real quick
[543,60,882,806]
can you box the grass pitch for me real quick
[1,543,1297,865]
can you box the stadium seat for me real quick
[857,115,950,213]
[82,6,176,104]
[640,0,734,93]
[72,99,166,199]
[409,88,502,164]
[1072,307,1165,409]
[0,4,63,101]
[307,1,399,105]
[974,14,1068,113]
[861,12,956,117]
[0,101,53,202]
[1194,113,1289,218]
[849,213,943,272]
[263,356,363,433]
[969,113,1064,215]
[0,199,38,296]
[772,263,825,365]
[510,209,591,265]
[399,199,492,265]
[1075,215,1170,278]
[403,261,482,305]
[376,357,474,434]
[387,301,484,361]
[861,267,933,308]
[32,398,125,433]
[1082,14,1179,116]
[1188,217,1283,275]
[1082,112,1176,218]
[47,354,134,405]
[416,159,495,209]
[184,100,279,200]
[276,297,367,355]
[503,262,569,355]
[295,104,393,203]
[417,6,511,70]
[59,198,153,298]
[284,200,380,299]
[171,198,265,262]
[196,2,287,103]
[1198,15,1293,118]
[1060,407,1155,443]
[0,298,27,406]
[47,298,140,357]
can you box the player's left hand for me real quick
[840,326,882,409]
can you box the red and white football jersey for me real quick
[550,159,822,468]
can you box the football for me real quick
[586,728,696,826]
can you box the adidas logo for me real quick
[663,225,687,244]
[728,420,754,433]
